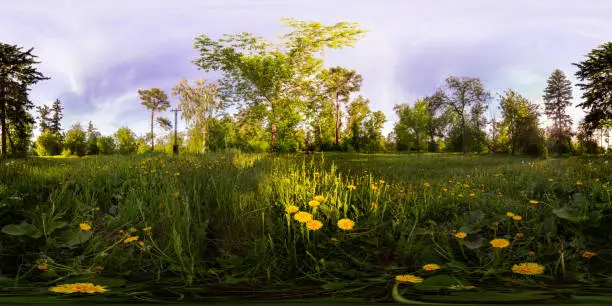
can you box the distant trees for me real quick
[394,99,429,152]
[498,89,546,156]
[543,69,573,156]
[138,88,170,151]
[64,123,87,156]
[320,67,363,146]
[97,136,115,154]
[86,121,100,155]
[114,127,138,154]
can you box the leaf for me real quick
[416,275,459,291]
[1,223,42,238]
[553,207,588,222]
[47,221,67,235]
[461,237,484,250]
[57,229,92,247]
[539,217,557,236]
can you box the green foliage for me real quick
[64,123,87,156]
[138,88,170,151]
[34,129,62,156]
[96,136,115,154]
[114,127,138,154]
[498,89,547,157]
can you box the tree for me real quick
[172,78,222,153]
[50,99,63,134]
[441,76,490,154]
[64,123,87,156]
[573,42,612,133]
[424,90,446,152]
[35,129,62,156]
[138,88,170,151]
[345,95,371,151]
[193,18,365,149]
[114,127,138,154]
[395,99,429,152]
[36,104,52,132]
[499,89,544,155]
[543,69,573,156]
[86,121,100,155]
[97,136,115,154]
[363,110,386,152]
[0,43,48,155]
[320,67,363,146]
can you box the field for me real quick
[1,153,612,304]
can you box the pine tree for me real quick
[86,120,100,155]
[50,99,63,134]
[36,104,52,132]
[542,69,573,155]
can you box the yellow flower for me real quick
[123,236,139,244]
[285,205,299,214]
[529,200,539,205]
[143,227,152,232]
[347,185,356,191]
[371,202,377,210]
[129,227,137,233]
[79,223,91,231]
[582,251,597,259]
[422,264,441,271]
[528,251,536,257]
[511,263,545,275]
[469,193,475,197]
[594,178,600,182]
[395,274,423,283]
[497,192,503,197]
[424,182,431,188]
[576,181,583,186]
[95,207,100,211]
[138,241,145,247]
[313,195,325,202]
[490,238,510,248]
[308,200,321,207]
[515,232,525,238]
[175,172,180,176]
[513,215,522,221]
[173,192,180,198]
[306,220,323,231]
[442,188,448,192]
[337,218,355,230]
[38,263,49,271]
[506,211,514,217]
[119,229,124,234]
[379,180,385,184]
[463,184,469,188]
[548,178,553,182]
[49,283,108,294]
[371,185,378,192]
[294,211,313,223]
[330,237,339,242]
[457,194,463,198]
[455,232,467,239]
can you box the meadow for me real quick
[1,152,612,304]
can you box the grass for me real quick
[0,152,611,304]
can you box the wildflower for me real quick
[150,169,156,173]
[143,227,152,232]
[175,172,180,176]
[395,274,423,283]
[511,263,545,275]
[294,211,313,223]
[119,229,124,234]
[594,178,600,182]
[91,266,104,272]
[492,221,499,227]
[497,192,503,197]
[330,237,339,242]
[463,184,469,188]
[371,202,377,210]
[285,205,299,214]
[371,184,378,192]
[422,264,441,271]
[455,232,467,239]
[313,195,325,202]
[424,182,431,188]
[513,215,522,221]
[457,194,463,198]
[337,218,355,230]
[95,207,100,211]
[347,185,356,191]
[442,188,448,192]
[306,220,323,231]
[379,180,385,184]
[582,251,597,259]
[38,263,49,271]
[138,241,145,247]
[49,283,108,294]
[490,238,510,248]
[129,227,137,233]
[123,236,139,243]
[529,200,539,205]
[469,193,475,197]
[528,251,536,257]
[548,178,553,182]
[80,223,92,231]
[515,232,525,238]
[308,200,321,207]
[576,181,583,186]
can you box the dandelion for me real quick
[424,182,431,188]
[175,172,180,176]
[548,178,553,182]
[123,236,139,244]
[463,184,469,188]
[511,263,545,275]
[308,200,321,207]
[490,238,510,248]
[582,251,597,259]
[576,181,583,186]
[294,211,313,223]
[173,192,180,198]
[422,264,441,271]
[455,232,467,239]
[529,200,539,205]
[379,180,385,184]
[347,185,357,191]
[91,266,104,272]
[80,223,91,231]
[513,215,522,221]
[38,263,49,271]
[492,221,499,227]
[528,251,536,257]
[330,237,339,242]
[143,227,152,232]
[457,194,463,198]
[442,188,448,192]
[138,241,145,247]
[49,283,108,294]
[129,227,137,233]
[119,229,125,234]
[306,220,323,231]
[497,192,503,197]
[285,205,299,214]
[469,193,475,197]
[371,202,377,210]
[313,195,325,202]
[515,232,525,238]
[395,274,423,283]
[594,178,600,182]
[337,218,355,230]
[371,184,378,192]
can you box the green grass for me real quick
[0,152,611,304]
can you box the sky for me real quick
[1,0,611,138]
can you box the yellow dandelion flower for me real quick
[490,238,510,248]
[175,172,180,176]
[492,221,499,227]
[513,215,522,221]
[506,211,514,217]
[337,218,355,230]
[497,192,503,197]
[49,283,108,294]
[79,223,91,231]
[371,185,378,192]
[143,227,152,232]
[330,237,339,242]
[306,220,323,231]
[469,193,475,197]
[129,227,137,233]
[38,263,49,271]
[515,232,525,238]
[576,181,583,186]
[548,178,553,182]
[347,185,357,191]
[582,251,597,259]
[119,229,124,234]
[294,211,313,223]
[424,182,431,188]
[594,178,600,182]
[123,236,139,243]
[313,195,325,202]
[422,264,441,271]
[308,200,321,207]
[442,188,448,192]
[529,200,539,205]
[371,202,377,210]
[285,205,299,214]
[457,194,463,198]
[511,262,545,275]
[463,184,469,188]
[379,180,385,184]
[95,207,100,211]
[455,232,467,239]
[395,274,423,283]
[138,241,145,247]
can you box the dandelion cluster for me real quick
[49,283,108,294]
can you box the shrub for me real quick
[34,130,62,156]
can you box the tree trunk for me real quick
[461,117,467,154]
[271,123,277,148]
[335,93,340,146]
[150,110,155,151]
[416,132,420,153]
[0,91,5,156]
[201,123,206,153]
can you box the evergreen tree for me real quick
[36,104,52,132]
[50,99,63,134]
[542,69,573,156]
[86,120,100,155]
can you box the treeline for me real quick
[1,20,611,157]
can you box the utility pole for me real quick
[170,108,181,155]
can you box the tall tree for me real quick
[441,76,490,154]
[543,69,573,156]
[424,90,446,152]
[0,43,48,155]
[86,120,100,155]
[499,89,541,155]
[346,95,371,150]
[50,99,63,134]
[193,18,365,149]
[138,88,170,151]
[320,67,363,146]
[394,99,429,152]
[573,42,612,133]
[172,78,221,153]
[36,104,52,132]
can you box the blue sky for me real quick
[2,0,611,137]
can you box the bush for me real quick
[34,130,62,156]
[97,136,116,155]
[114,127,138,154]
[274,139,299,153]
[64,125,87,156]
[61,148,71,157]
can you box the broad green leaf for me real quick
[553,207,588,222]
[1,223,42,239]
[58,229,92,247]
